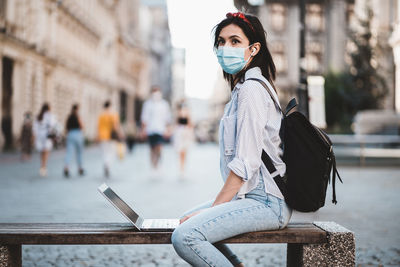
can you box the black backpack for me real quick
[247,78,342,212]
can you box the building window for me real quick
[305,42,323,74]
[55,85,73,123]
[269,4,287,32]
[306,4,324,33]
[346,3,356,28]
[134,97,143,126]
[270,42,288,74]
[119,90,127,123]
[0,0,7,19]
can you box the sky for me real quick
[167,0,236,99]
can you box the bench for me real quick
[0,221,355,267]
[330,134,400,165]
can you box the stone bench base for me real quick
[287,222,355,267]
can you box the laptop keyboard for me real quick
[142,219,180,229]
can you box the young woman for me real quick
[33,103,57,177]
[97,100,121,178]
[171,12,292,266]
[63,104,85,178]
[173,99,193,179]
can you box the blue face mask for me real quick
[216,45,253,75]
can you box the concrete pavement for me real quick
[0,143,399,266]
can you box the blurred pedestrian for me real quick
[19,112,33,161]
[123,123,136,153]
[33,103,57,177]
[173,99,194,179]
[63,104,85,178]
[140,86,172,176]
[97,100,121,178]
[171,12,291,266]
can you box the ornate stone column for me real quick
[389,0,400,112]
[326,0,347,72]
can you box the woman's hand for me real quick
[180,209,208,224]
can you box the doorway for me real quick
[1,56,14,150]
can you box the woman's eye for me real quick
[218,39,225,45]
[232,39,240,45]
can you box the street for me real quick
[0,143,399,266]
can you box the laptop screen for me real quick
[100,185,140,224]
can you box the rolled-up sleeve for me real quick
[227,81,269,181]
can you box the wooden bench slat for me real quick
[0,222,315,231]
[0,223,327,245]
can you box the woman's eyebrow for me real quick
[228,35,242,39]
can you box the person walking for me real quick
[173,99,193,179]
[63,104,85,178]
[140,86,172,176]
[97,100,121,178]
[33,103,57,177]
[19,112,34,161]
[171,12,292,266]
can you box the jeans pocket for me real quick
[223,114,236,156]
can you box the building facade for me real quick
[234,0,396,110]
[0,0,152,148]
[139,0,172,101]
[390,0,400,112]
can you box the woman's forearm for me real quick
[212,171,244,207]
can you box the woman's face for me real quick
[217,24,252,60]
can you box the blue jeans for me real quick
[171,177,292,266]
[64,129,84,168]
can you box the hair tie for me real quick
[226,12,254,32]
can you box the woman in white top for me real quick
[173,99,194,179]
[33,103,57,177]
[171,12,292,266]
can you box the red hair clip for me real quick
[226,12,254,31]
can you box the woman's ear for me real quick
[250,42,261,57]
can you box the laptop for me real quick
[98,183,180,231]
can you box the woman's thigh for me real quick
[176,198,280,244]
[180,199,214,219]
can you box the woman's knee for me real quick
[171,224,205,252]
[171,226,190,253]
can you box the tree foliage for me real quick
[324,1,387,133]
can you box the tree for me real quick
[324,1,387,133]
[347,1,387,111]
[324,71,354,133]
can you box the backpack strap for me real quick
[330,151,343,204]
[261,149,277,174]
[262,150,287,197]
[285,98,297,116]
[246,78,298,117]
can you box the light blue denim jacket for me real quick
[219,67,286,199]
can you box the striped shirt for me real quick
[219,67,285,200]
